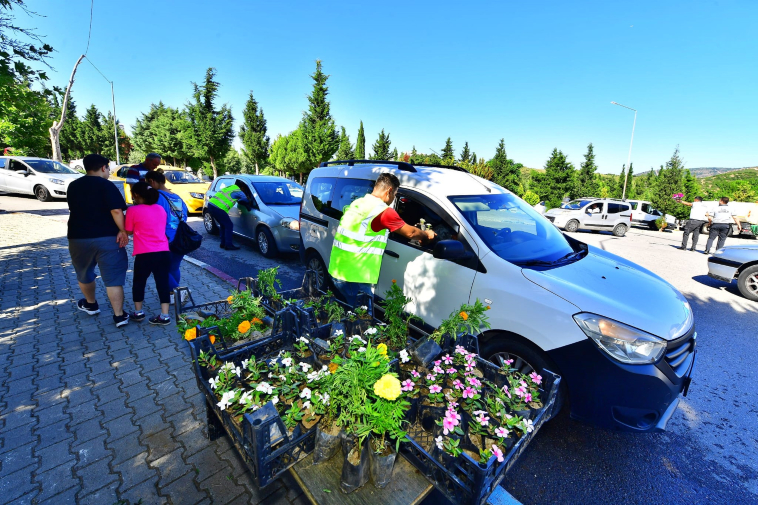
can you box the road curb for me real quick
[184,255,238,286]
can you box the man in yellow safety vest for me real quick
[206,180,252,250]
[328,173,436,305]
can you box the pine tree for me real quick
[541,148,576,208]
[615,166,627,199]
[78,104,106,154]
[184,67,234,178]
[239,90,269,175]
[300,60,339,173]
[441,137,454,161]
[491,139,521,193]
[682,169,700,201]
[355,121,366,159]
[576,143,599,197]
[651,147,685,218]
[625,163,635,198]
[336,126,354,160]
[370,129,391,160]
[471,153,477,164]
[391,147,398,161]
[460,142,471,163]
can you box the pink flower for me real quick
[442,416,456,435]
[519,380,527,388]
[524,393,532,403]
[429,384,442,394]
[442,354,453,365]
[466,377,481,388]
[502,385,512,399]
[514,386,526,398]
[504,359,514,366]
[491,444,504,463]
[426,373,437,381]
[432,366,444,374]
[455,345,467,355]
[466,352,478,361]
[401,379,415,392]
[462,387,476,399]
[495,427,509,438]
[433,360,442,366]
[446,368,457,375]
[411,370,421,378]
[465,361,476,372]
[475,412,489,426]
[529,372,542,385]
[452,379,464,390]
[447,401,459,410]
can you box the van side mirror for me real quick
[433,240,473,260]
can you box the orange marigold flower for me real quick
[392,279,396,284]
[328,362,339,373]
[184,328,197,341]
[251,318,263,325]
[226,295,234,304]
[486,306,491,310]
[238,321,252,333]
[210,335,216,344]
[460,311,469,321]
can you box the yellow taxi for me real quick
[111,165,210,213]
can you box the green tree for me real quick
[269,133,288,176]
[522,190,540,206]
[541,148,576,208]
[370,129,391,160]
[576,143,599,197]
[355,121,366,159]
[0,0,53,84]
[336,126,353,160]
[100,112,131,162]
[391,147,398,161]
[471,152,477,164]
[76,104,107,154]
[460,141,471,163]
[614,166,626,199]
[625,163,635,198]
[239,90,269,175]
[490,139,521,193]
[731,181,756,202]
[184,67,234,179]
[300,60,339,174]
[682,169,700,201]
[132,102,167,154]
[651,148,685,219]
[441,137,454,162]
[153,106,190,165]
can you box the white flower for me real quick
[347,311,355,316]
[298,336,309,344]
[271,396,279,405]
[435,436,444,450]
[281,357,293,367]
[217,390,236,410]
[241,359,249,369]
[334,329,344,336]
[364,327,378,335]
[306,371,320,383]
[299,362,312,372]
[208,377,219,390]
[357,347,366,353]
[233,366,241,377]
[352,335,366,344]
[221,362,234,372]
[300,388,312,400]
[302,400,312,410]
[239,391,252,404]
[279,374,287,382]
[360,305,368,311]
[320,392,330,406]
[256,382,274,395]
[523,419,534,433]
[399,349,410,363]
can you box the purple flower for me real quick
[401,379,415,392]
[429,384,442,394]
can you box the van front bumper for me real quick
[547,327,696,432]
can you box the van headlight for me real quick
[190,192,205,199]
[573,313,666,364]
[49,178,65,185]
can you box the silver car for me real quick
[202,175,303,258]
[707,244,758,301]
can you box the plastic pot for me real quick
[340,436,370,493]
[418,404,447,432]
[408,336,443,368]
[312,424,343,465]
[369,437,397,488]
[404,397,420,425]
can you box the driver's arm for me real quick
[396,224,436,242]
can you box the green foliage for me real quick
[432,299,491,343]
[355,121,366,159]
[184,68,235,179]
[522,190,540,206]
[490,139,521,193]
[459,141,471,163]
[613,166,626,199]
[381,281,414,349]
[540,148,575,208]
[0,71,52,155]
[336,126,353,160]
[238,90,269,174]
[651,147,685,218]
[257,266,282,300]
[731,181,757,202]
[576,143,599,198]
[441,137,454,162]
[0,0,54,84]
[300,60,339,171]
[370,129,392,160]
[699,168,758,201]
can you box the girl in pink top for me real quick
[125,182,172,325]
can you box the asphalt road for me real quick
[3,192,757,504]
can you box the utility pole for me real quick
[611,101,637,200]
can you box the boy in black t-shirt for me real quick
[67,154,131,327]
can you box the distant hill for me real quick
[688,166,758,178]
[699,168,758,199]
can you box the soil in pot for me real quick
[313,423,342,465]
[301,412,321,430]
[369,438,397,489]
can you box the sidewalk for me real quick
[0,213,304,504]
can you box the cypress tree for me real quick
[355,121,366,159]
[370,129,391,160]
[460,142,471,163]
[239,90,269,175]
[471,152,477,164]
[336,126,354,160]
[576,143,599,197]
[615,166,627,198]
[491,139,521,193]
[625,163,635,198]
[441,137,454,161]
[542,148,576,208]
[300,60,339,172]
[651,147,685,217]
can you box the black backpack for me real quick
[161,193,202,255]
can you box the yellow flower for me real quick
[184,328,197,341]
[227,295,234,304]
[460,311,469,321]
[373,374,402,401]
[328,362,339,374]
[238,321,251,334]
[376,343,388,356]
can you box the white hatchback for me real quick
[0,156,82,201]
[299,161,696,432]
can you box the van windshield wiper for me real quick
[515,250,586,268]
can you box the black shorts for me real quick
[68,237,128,287]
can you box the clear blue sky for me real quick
[25,0,758,174]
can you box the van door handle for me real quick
[385,250,399,258]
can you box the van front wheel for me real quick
[564,220,579,233]
[613,224,628,237]
[480,336,566,420]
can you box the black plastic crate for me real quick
[399,362,562,505]
[188,327,317,488]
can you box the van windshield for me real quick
[449,193,579,266]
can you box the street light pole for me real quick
[611,101,637,200]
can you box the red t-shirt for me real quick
[371,208,406,233]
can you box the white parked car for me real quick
[626,200,677,230]
[0,156,83,201]
[707,244,758,301]
[544,198,633,237]
[300,160,696,431]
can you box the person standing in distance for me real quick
[704,197,740,254]
[206,179,253,250]
[126,153,161,186]
[66,154,130,327]
[328,172,436,306]
[678,196,707,251]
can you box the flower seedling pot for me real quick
[369,437,397,489]
[404,397,420,425]
[312,424,343,465]
[408,336,443,368]
[340,436,370,493]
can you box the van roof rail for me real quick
[319,159,417,173]
[411,163,469,173]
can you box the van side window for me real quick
[310,177,336,216]
[607,203,624,214]
[326,178,375,220]
[391,194,472,255]
[629,202,638,210]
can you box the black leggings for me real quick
[133,251,171,304]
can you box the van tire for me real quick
[34,185,52,202]
[480,335,566,420]
[564,220,579,233]
[306,251,330,292]
[612,224,628,237]
[203,211,219,235]
[256,227,278,258]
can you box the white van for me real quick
[0,156,82,201]
[299,161,696,431]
